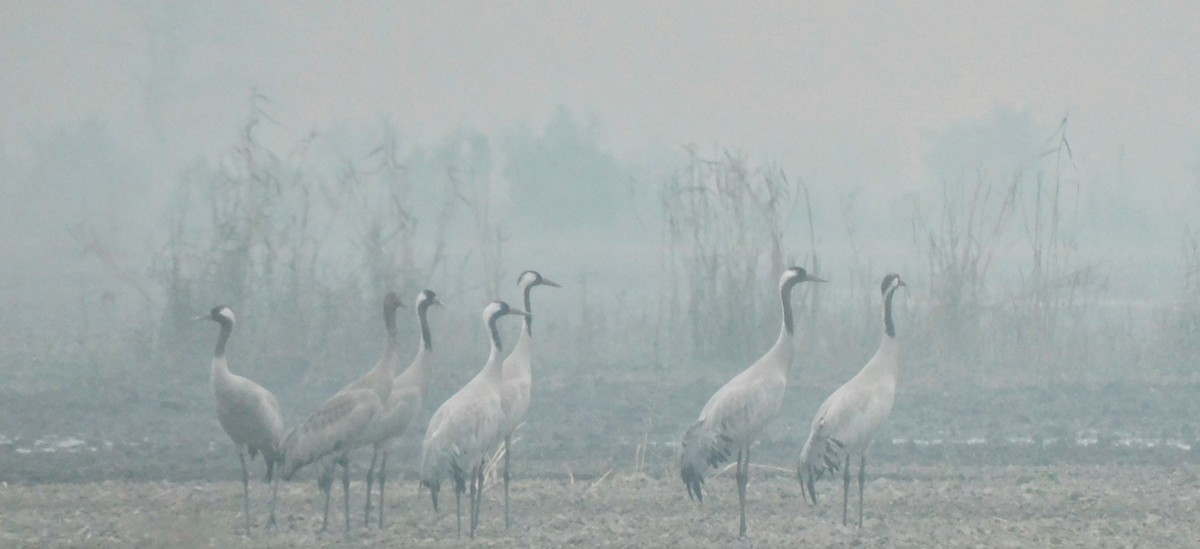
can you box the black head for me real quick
[384,291,405,313]
[880,273,906,295]
[416,289,442,310]
[204,305,235,325]
[782,266,827,287]
[518,270,561,288]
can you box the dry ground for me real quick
[4,462,1200,547]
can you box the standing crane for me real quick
[420,301,529,538]
[200,305,286,533]
[363,289,441,527]
[680,266,825,537]
[498,270,560,528]
[798,273,906,527]
[280,292,403,532]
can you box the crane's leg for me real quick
[319,460,335,532]
[470,463,483,538]
[504,435,512,529]
[267,473,279,531]
[467,464,478,538]
[455,482,463,538]
[364,448,378,527]
[736,449,748,537]
[340,456,351,532]
[239,450,251,534]
[857,455,866,527]
[841,455,851,526]
[377,450,388,528]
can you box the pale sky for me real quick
[2,1,1198,298]
[4,2,1197,173]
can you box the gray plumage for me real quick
[421,301,529,538]
[497,270,559,529]
[363,289,440,528]
[281,292,403,532]
[200,305,285,533]
[679,267,824,537]
[798,273,905,527]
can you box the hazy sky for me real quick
[4,2,1197,175]
[2,2,1198,302]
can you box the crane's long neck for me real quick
[210,320,233,384]
[484,314,505,378]
[769,280,798,365]
[403,302,435,388]
[866,287,902,379]
[523,282,536,335]
[418,302,433,352]
[383,307,399,373]
[214,319,232,359]
[882,286,898,340]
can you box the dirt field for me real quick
[3,365,1200,547]
[3,464,1200,547]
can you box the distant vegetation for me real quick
[5,101,1197,393]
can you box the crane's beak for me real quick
[807,275,827,283]
[431,297,444,308]
[191,314,208,321]
[541,278,562,288]
[508,308,532,317]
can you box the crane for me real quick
[798,273,906,527]
[420,301,529,538]
[680,266,824,537]
[198,305,285,533]
[280,292,403,532]
[364,289,441,527]
[498,270,559,528]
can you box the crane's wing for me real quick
[680,372,784,502]
[281,389,378,480]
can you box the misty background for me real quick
[2,2,1199,412]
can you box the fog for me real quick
[2,3,1200,545]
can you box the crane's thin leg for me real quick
[504,435,511,529]
[841,454,851,526]
[378,450,388,528]
[736,449,748,537]
[239,450,251,534]
[319,460,335,532]
[267,473,279,531]
[364,448,378,527]
[857,455,866,527]
[455,483,463,538]
[341,456,351,532]
[468,465,478,538]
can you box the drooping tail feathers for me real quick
[797,429,844,505]
[679,419,734,502]
[420,441,472,512]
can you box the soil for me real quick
[2,366,1200,546]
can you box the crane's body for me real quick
[680,267,823,537]
[421,301,529,538]
[363,290,440,528]
[281,292,403,532]
[798,273,905,527]
[201,306,285,533]
[497,270,559,528]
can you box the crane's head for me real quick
[881,273,906,295]
[483,300,530,324]
[781,266,826,288]
[196,305,235,326]
[384,291,405,313]
[517,270,561,289]
[416,289,442,311]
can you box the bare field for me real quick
[4,372,1200,546]
[3,463,1200,547]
